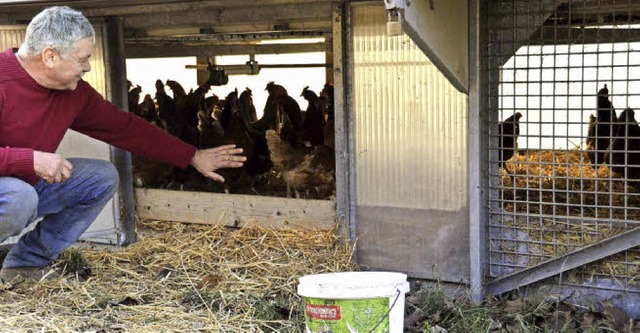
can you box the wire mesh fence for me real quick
[484,0,640,293]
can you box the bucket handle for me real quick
[368,288,402,333]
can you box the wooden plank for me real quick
[333,3,352,238]
[127,31,330,44]
[0,0,334,17]
[134,188,337,231]
[136,21,332,38]
[105,17,137,245]
[125,42,327,59]
[3,2,333,27]
[121,3,332,31]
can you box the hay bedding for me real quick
[0,219,355,332]
[502,150,640,221]
[497,149,640,281]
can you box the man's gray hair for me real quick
[19,6,95,57]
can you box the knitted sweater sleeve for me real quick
[0,87,35,179]
[70,82,196,168]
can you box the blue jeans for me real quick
[0,158,118,268]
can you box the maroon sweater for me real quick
[0,49,196,185]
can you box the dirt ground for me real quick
[404,282,640,333]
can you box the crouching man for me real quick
[0,6,245,281]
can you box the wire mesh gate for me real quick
[482,0,640,297]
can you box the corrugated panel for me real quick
[0,26,25,50]
[351,4,470,282]
[85,23,106,96]
[0,25,106,95]
[352,5,468,211]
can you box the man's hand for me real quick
[33,151,73,184]
[190,145,246,182]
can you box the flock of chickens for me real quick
[127,78,336,198]
[130,74,640,197]
[500,84,640,190]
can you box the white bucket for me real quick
[297,271,410,333]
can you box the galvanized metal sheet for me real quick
[351,4,468,282]
[386,0,468,93]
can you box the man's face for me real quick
[49,38,93,90]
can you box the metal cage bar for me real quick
[482,0,640,296]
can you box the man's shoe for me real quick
[0,266,61,282]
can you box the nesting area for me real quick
[0,219,354,332]
[502,149,640,221]
[491,149,640,283]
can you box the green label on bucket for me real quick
[303,297,390,333]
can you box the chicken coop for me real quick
[15,0,640,319]
[471,0,640,317]
[0,0,471,290]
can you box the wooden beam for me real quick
[137,21,333,37]
[325,36,333,85]
[0,0,181,12]
[105,17,137,245]
[0,0,337,17]
[88,0,334,17]
[134,188,337,231]
[127,30,329,43]
[332,3,351,238]
[125,42,327,58]
[121,3,332,31]
[487,227,640,296]
[195,56,208,85]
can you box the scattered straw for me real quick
[503,149,640,221]
[0,219,355,332]
[497,149,640,282]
